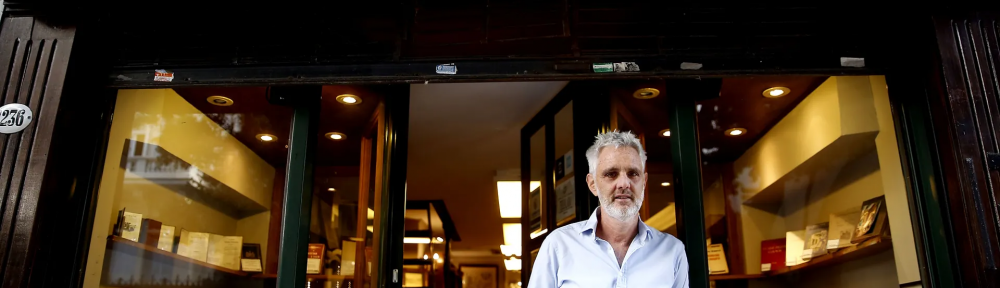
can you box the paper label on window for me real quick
[827,239,840,250]
[153,69,174,82]
[761,263,772,272]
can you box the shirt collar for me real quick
[580,208,652,245]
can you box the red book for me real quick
[306,243,325,274]
[760,238,786,272]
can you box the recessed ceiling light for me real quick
[327,188,336,192]
[725,128,747,136]
[660,129,671,137]
[325,132,346,140]
[257,134,276,142]
[207,96,234,106]
[336,94,362,105]
[661,182,671,187]
[633,88,660,99]
[762,87,790,98]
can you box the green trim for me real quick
[276,96,319,288]
[669,95,709,288]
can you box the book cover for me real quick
[207,235,243,270]
[853,195,889,243]
[241,243,263,272]
[156,225,176,252]
[706,243,729,275]
[760,238,786,272]
[138,219,162,247]
[177,230,210,262]
[803,222,830,260]
[120,211,142,242]
[307,243,326,274]
[785,230,809,266]
[828,209,861,249]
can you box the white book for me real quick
[785,230,809,266]
[207,235,243,270]
[156,225,176,252]
[177,230,210,262]
[120,211,142,242]
[706,243,729,275]
[828,209,861,249]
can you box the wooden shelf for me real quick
[253,274,354,280]
[766,236,892,277]
[107,235,248,277]
[709,274,764,281]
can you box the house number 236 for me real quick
[0,103,33,134]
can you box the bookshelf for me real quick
[711,236,892,281]
[106,235,247,277]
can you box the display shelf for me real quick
[253,274,355,280]
[709,274,764,281]
[765,236,892,277]
[106,235,248,277]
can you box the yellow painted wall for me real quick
[85,89,275,288]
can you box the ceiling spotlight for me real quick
[725,128,747,136]
[633,88,660,99]
[328,188,336,192]
[436,237,444,242]
[661,182,671,187]
[206,96,234,106]
[336,94,362,105]
[762,87,790,98]
[660,129,671,137]
[257,134,276,142]
[325,132,346,140]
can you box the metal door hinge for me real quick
[393,268,399,283]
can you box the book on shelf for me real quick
[307,243,326,274]
[341,240,357,275]
[760,238,786,272]
[115,209,142,242]
[138,219,161,247]
[156,225,176,252]
[241,243,263,272]
[828,209,861,249]
[853,195,889,243]
[802,222,830,260]
[785,230,809,267]
[706,243,729,275]
[207,235,243,271]
[177,229,210,262]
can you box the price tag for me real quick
[0,103,32,134]
[761,263,772,272]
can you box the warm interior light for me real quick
[529,228,548,239]
[433,253,440,260]
[368,208,375,220]
[436,237,444,243]
[404,237,431,244]
[367,225,373,232]
[336,94,362,105]
[328,188,336,192]
[633,88,661,99]
[326,132,346,140]
[503,223,521,247]
[661,182,671,187]
[206,96,234,106]
[257,134,276,142]
[504,256,522,271]
[500,244,522,256]
[660,129,671,137]
[437,258,444,263]
[763,87,791,98]
[497,181,541,218]
[423,254,428,260]
[726,128,746,136]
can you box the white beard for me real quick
[597,186,643,222]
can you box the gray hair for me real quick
[585,130,647,174]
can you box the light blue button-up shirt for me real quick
[527,209,689,288]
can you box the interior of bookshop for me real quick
[82,75,921,288]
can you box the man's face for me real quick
[586,146,647,222]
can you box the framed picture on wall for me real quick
[460,265,499,288]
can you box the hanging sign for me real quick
[0,103,32,134]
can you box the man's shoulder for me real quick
[645,228,686,251]
[540,220,589,244]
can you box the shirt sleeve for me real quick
[527,236,558,288]
[673,245,690,288]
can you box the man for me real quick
[528,131,689,288]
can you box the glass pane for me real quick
[311,86,388,288]
[84,88,292,287]
[553,101,575,227]
[695,76,922,286]
[528,127,546,238]
[610,89,677,237]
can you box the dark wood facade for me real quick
[0,2,996,288]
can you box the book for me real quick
[853,195,889,243]
[785,230,809,266]
[156,225,176,252]
[760,238,786,272]
[117,210,142,242]
[241,243,263,272]
[341,240,357,275]
[706,243,729,275]
[177,230,210,262]
[138,219,162,247]
[207,235,243,270]
[802,222,830,260]
[307,243,326,274]
[828,209,861,249]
